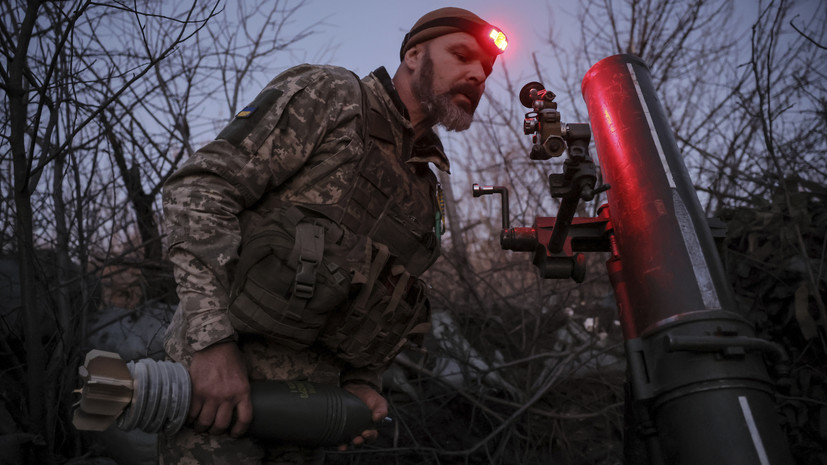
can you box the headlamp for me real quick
[489,28,508,53]
[400,17,508,60]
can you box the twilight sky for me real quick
[288,0,566,80]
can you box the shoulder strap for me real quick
[354,74,395,145]
[353,72,371,144]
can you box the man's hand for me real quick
[187,341,253,437]
[338,383,388,451]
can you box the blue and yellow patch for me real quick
[217,88,282,146]
[236,106,256,118]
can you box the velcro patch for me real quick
[217,88,283,149]
[236,107,256,118]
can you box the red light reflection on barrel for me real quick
[582,55,732,339]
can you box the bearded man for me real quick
[160,7,507,464]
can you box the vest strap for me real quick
[290,222,325,300]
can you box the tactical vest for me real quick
[228,77,440,371]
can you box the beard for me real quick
[411,50,479,132]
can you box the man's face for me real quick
[411,32,495,131]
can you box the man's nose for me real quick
[467,60,487,85]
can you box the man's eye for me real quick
[453,52,467,62]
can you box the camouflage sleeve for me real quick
[163,65,363,354]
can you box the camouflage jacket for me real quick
[162,65,448,387]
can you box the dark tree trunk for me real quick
[8,2,50,461]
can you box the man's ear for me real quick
[403,44,423,71]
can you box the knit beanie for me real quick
[400,7,507,61]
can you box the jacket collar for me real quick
[366,67,451,173]
[410,129,450,173]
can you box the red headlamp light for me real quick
[400,17,509,60]
[488,28,508,53]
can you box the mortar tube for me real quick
[582,54,794,465]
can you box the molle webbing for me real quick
[229,208,350,350]
[228,74,438,365]
[281,80,440,277]
[318,238,432,370]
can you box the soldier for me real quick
[160,7,507,464]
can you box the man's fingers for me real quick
[210,402,234,435]
[343,384,388,423]
[371,403,388,423]
[191,397,252,437]
[194,401,217,434]
[360,428,379,443]
[365,394,388,423]
[230,397,253,438]
[186,342,251,437]
[187,398,203,425]
[340,428,379,451]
